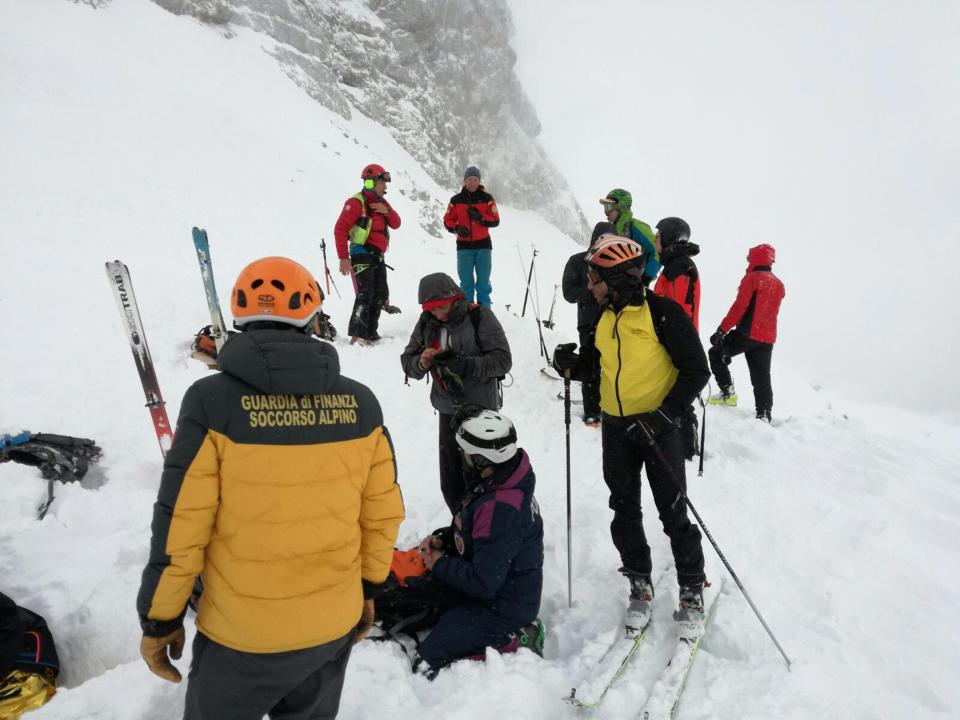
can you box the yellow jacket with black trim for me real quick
[136,329,404,653]
[593,290,709,417]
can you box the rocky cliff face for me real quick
[151,0,589,241]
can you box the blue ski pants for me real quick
[457,249,492,307]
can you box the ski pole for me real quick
[527,253,550,360]
[320,239,341,299]
[543,285,558,330]
[521,249,537,318]
[564,370,573,608]
[635,421,792,669]
[698,388,707,477]
[320,239,331,295]
[515,246,550,360]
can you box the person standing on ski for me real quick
[414,408,544,677]
[653,217,702,458]
[137,257,404,720]
[599,188,661,282]
[443,165,499,307]
[708,243,785,421]
[553,234,709,639]
[400,273,512,514]
[561,221,612,427]
[334,163,402,345]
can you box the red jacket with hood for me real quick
[719,244,785,344]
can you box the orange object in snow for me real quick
[390,547,427,586]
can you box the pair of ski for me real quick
[568,582,723,718]
[105,228,227,457]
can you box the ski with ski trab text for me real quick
[105,260,173,456]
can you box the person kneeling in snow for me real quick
[412,408,544,677]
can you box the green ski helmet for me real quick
[600,188,632,214]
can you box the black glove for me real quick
[552,343,580,375]
[709,328,725,348]
[628,407,680,442]
[437,353,472,378]
[433,352,472,392]
[455,225,471,238]
[467,206,483,222]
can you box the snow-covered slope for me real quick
[149,0,589,241]
[1,3,958,719]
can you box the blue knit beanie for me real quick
[463,165,482,181]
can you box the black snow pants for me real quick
[438,412,464,515]
[348,251,388,340]
[708,330,774,413]
[601,413,705,587]
[184,630,353,720]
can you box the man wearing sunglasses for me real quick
[553,234,710,640]
[334,163,402,345]
[599,188,661,283]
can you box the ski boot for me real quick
[516,618,546,657]
[624,573,654,638]
[708,385,738,407]
[350,334,380,346]
[756,408,772,423]
[673,584,705,640]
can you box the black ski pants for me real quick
[578,327,601,419]
[348,251,388,340]
[184,630,353,720]
[708,330,774,413]
[601,413,705,587]
[438,412,464,514]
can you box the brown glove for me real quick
[140,627,185,683]
[353,599,375,644]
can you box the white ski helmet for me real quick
[455,410,518,466]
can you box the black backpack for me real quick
[0,593,60,685]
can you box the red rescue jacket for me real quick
[334,189,401,258]
[653,241,701,330]
[719,244,785,344]
[443,187,499,250]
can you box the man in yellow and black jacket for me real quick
[553,234,709,640]
[136,257,404,720]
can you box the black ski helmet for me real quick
[655,217,691,249]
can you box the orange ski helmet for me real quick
[584,234,646,271]
[231,256,322,328]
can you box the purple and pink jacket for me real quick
[430,450,543,625]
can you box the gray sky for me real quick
[509,0,960,418]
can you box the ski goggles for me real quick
[377,171,391,182]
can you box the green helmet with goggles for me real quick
[599,188,632,214]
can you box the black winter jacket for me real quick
[562,250,601,331]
